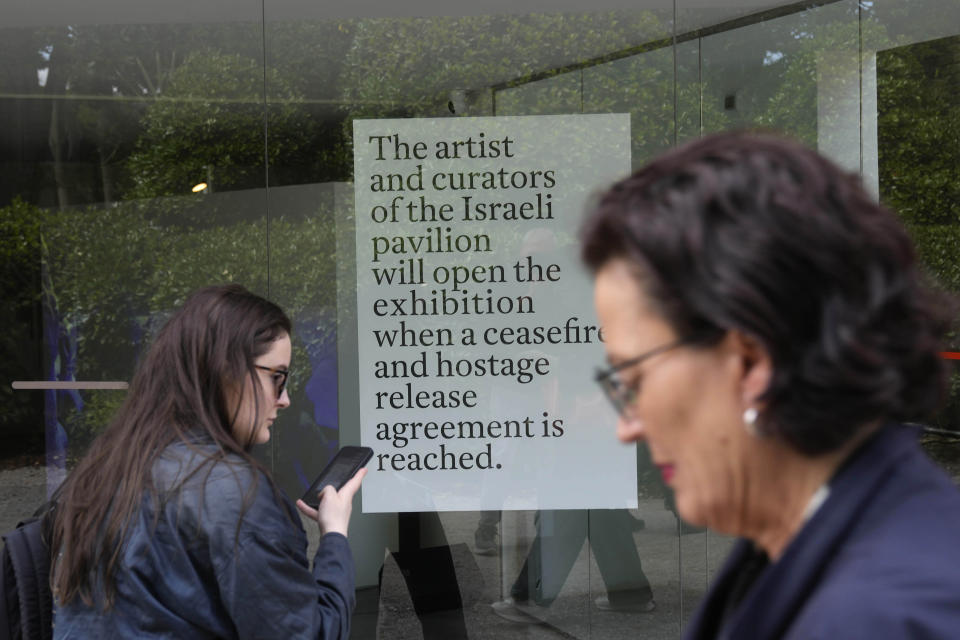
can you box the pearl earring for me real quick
[743,407,759,436]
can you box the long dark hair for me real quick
[51,285,292,607]
[582,131,950,455]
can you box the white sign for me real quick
[353,114,635,512]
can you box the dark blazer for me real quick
[685,423,960,640]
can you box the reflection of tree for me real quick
[0,199,45,449]
[0,191,339,446]
[0,25,337,456]
[0,195,158,455]
[339,12,673,118]
[3,5,960,452]
[878,35,960,228]
[695,9,865,147]
[1,23,262,210]
[125,48,313,204]
[876,33,960,430]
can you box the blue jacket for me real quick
[685,423,960,640]
[53,442,355,639]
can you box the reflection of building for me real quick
[2,1,958,638]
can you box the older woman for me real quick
[581,131,960,639]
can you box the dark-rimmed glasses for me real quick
[255,365,289,399]
[595,338,691,417]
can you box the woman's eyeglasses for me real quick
[255,365,289,399]
[594,338,691,417]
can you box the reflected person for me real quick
[491,507,654,624]
[582,131,960,639]
[474,227,563,556]
[491,393,655,623]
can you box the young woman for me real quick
[51,284,364,639]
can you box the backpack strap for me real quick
[4,519,52,640]
[1,538,16,640]
[25,519,52,640]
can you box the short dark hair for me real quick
[581,131,950,456]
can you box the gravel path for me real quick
[0,464,47,533]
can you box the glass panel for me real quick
[675,0,860,632]
[867,0,960,468]
[497,72,583,116]
[263,4,679,639]
[690,1,860,160]
[6,1,956,638]
[582,44,676,166]
[581,39,680,639]
[0,12,269,521]
[675,38,704,145]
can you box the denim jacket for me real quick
[54,441,355,639]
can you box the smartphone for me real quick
[300,446,373,509]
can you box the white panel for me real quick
[352,114,636,512]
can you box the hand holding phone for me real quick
[300,446,373,509]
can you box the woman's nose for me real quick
[278,387,291,408]
[617,414,646,443]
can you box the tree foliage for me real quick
[125,49,314,201]
[878,34,960,227]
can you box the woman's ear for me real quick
[727,329,773,407]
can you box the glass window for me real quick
[1,1,956,638]
[0,15,271,533]
[867,0,960,477]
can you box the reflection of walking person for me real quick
[492,508,654,624]
[492,388,655,623]
[474,509,501,555]
[474,226,563,557]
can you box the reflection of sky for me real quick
[763,50,784,66]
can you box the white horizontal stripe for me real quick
[12,381,129,390]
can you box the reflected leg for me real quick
[475,510,501,555]
[510,510,588,606]
[588,509,653,607]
